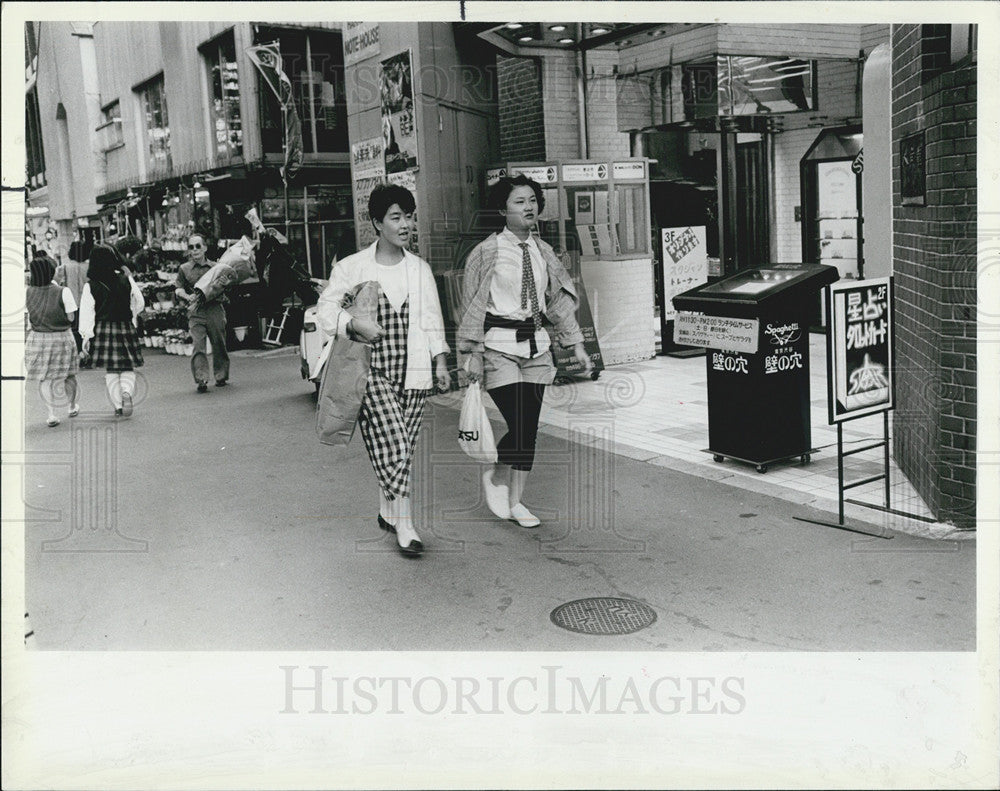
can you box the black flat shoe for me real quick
[398,539,424,557]
[377,514,396,534]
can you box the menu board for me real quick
[673,313,759,354]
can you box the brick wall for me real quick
[497,55,545,161]
[891,24,977,528]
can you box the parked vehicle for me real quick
[299,289,330,390]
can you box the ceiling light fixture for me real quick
[591,26,611,35]
[506,23,523,30]
[558,37,574,44]
[518,35,533,42]
[549,25,567,32]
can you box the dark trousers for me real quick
[488,382,546,471]
[189,303,230,385]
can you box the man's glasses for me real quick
[188,243,204,250]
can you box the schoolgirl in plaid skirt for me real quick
[25,256,80,427]
[79,244,145,418]
[315,184,450,557]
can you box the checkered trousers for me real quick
[358,293,429,500]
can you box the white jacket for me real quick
[316,242,449,391]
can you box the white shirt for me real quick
[58,284,78,315]
[485,227,550,358]
[376,261,409,312]
[315,242,449,391]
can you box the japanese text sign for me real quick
[827,277,894,423]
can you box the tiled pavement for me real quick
[432,335,973,541]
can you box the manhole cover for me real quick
[550,597,657,635]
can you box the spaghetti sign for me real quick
[827,277,894,423]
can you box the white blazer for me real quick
[315,242,449,391]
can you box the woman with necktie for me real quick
[458,175,592,528]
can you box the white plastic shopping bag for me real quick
[458,381,498,463]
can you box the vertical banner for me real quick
[246,42,303,183]
[351,137,385,249]
[661,226,707,322]
[827,277,894,423]
[380,50,417,174]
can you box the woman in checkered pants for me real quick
[79,244,145,417]
[316,185,450,557]
[458,175,592,528]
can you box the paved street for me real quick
[18,349,975,651]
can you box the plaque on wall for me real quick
[900,131,925,206]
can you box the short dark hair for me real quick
[28,256,56,287]
[368,184,416,228]
[487,174,545,214]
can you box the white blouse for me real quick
[485,227,550,358]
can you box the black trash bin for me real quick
[672,263,839,472]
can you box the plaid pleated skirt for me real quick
[91,320,144,370]
[25,329,79,381]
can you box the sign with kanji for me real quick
[674,313,759,354]
[351,136,386,249]
[562,163,608,182]
[380,49,417,174]
[827,277,894,423]
[661,226,707,321]
[510,165,557,184]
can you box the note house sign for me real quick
[900,131,925,206]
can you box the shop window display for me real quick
[203,33,243,160]
[256,27,348,156]
[136,74,171,172]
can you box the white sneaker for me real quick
[482,468,510,519]
[509,503,540,528]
